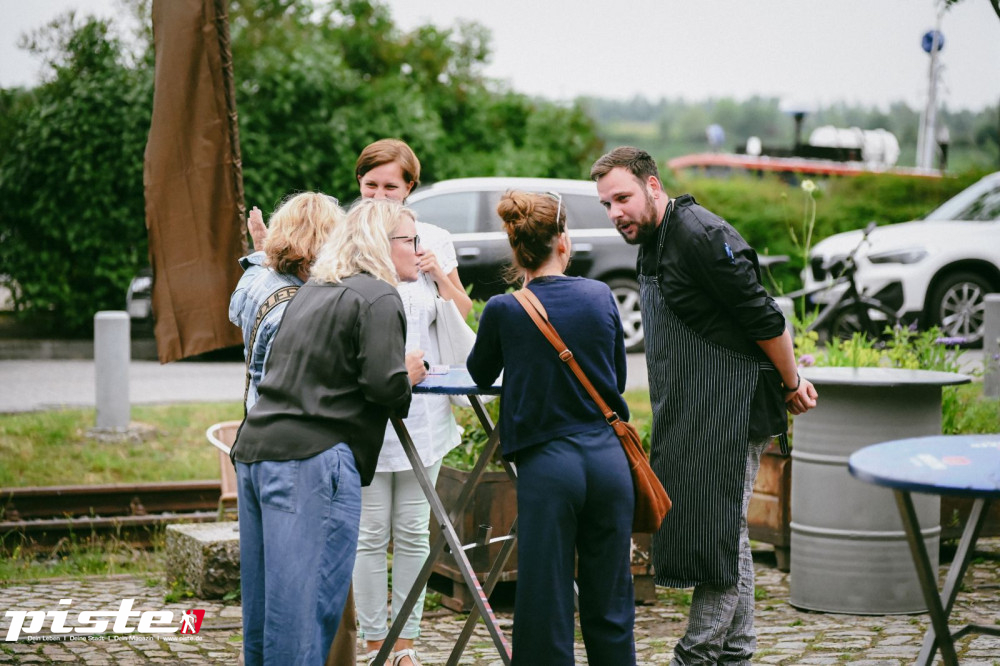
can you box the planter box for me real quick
[941,496,1000,540]
[432,465,657,612]
[748,444,792,571]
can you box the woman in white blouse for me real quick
[352,139,472,666]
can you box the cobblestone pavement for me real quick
[2,540,998,665]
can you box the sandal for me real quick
[392,648,421,666]
[365,649,393,666]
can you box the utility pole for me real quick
[916,5,945,171]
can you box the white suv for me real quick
[803,171,1000,345]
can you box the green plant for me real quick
[444,399,503,472]
[164,579,196,603]
[794,323,1000,436]
[0,531,165,585]
[656,587,692,608]
[1,0,606,336]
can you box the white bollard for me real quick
[984,294,1000,398]
[94,311,131,430]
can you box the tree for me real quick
[229,0,604,209]
[0,0,604,335]
[0,14,152,335]
[945,0,1000,21]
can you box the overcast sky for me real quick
[2,0,998,112]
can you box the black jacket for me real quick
[232,273,412,485]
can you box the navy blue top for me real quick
[467,275,628,457]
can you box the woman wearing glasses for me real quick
[467,191,636,665]
[353,139,471,666]
[231,199,420,666]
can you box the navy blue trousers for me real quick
[513,426,636,666]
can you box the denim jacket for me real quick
[228,252,303,412]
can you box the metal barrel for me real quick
[790,368,956,614]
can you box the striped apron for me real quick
[639,273,758,588]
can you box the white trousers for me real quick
[353,459,443,641]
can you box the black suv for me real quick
[406,177,644,352]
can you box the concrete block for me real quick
[166,522,240,599]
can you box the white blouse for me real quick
[376,221,462,472]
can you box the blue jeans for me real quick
[237,443,362,666]
[513,427,636,666]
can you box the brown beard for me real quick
[619,191,659,246]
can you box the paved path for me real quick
[0,348,984,414]
[1,540,998,664]
[0,355,652,414]
[0,360,246,413]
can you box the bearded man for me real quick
[591,146,817,665]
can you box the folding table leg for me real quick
[373,398,511,665]
[447,455,520,666]
[916,497,990,666]
[894,490,958,666]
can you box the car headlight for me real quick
[867,248,928,265]
[130,276,153,292]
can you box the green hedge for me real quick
[672,170,988,292]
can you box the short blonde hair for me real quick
[311,199,416,286]
[263,192,344,275]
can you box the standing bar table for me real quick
[371,367,512,666]
[849,434,1000,665]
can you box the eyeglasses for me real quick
[545,191,564,230]
[390,234,420,251]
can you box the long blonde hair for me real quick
[263,192,344,276]
[311,199,415,285]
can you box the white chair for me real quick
[206,420,241,513]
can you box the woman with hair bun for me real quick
[467,191,636,665]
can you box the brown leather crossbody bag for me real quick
[513,288,671,533]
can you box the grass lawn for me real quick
[0,402,243,487]
[0,393,653,584]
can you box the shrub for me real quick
[795,323,999,435]
[0,17,152,335]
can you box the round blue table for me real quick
[849,434,1000,665]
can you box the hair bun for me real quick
[497,190,535,228]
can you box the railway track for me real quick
[0,480,231,548]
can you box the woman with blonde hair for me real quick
[230,191,343,412]
[231,199,426,666]
[352,139,470,666]
[467,191,636,665]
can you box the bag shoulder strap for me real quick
[511,288,619,424]
[243,284,299,415]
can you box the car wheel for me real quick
[607,277,644,353]
[929,271,991,347]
